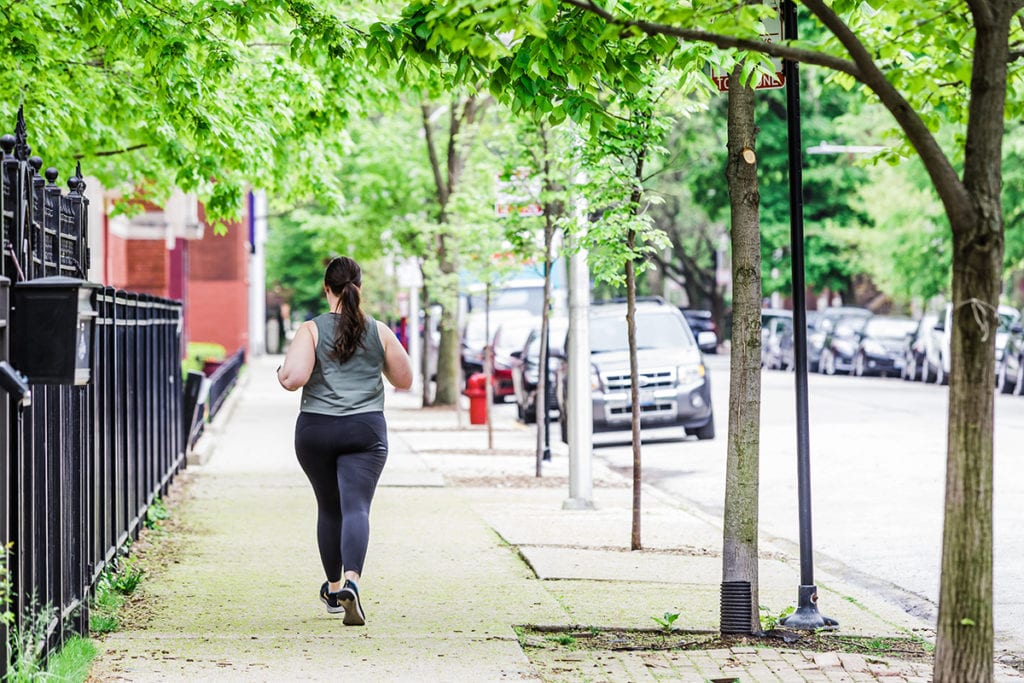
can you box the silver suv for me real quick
[556,299,715,441]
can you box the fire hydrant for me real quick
[464,372,488,425]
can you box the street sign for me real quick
[710,0,784,92]
[495,167,543,218]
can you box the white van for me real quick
[922,303,1020,384]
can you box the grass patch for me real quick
[88,559,138,635]
[516,625,934,664]
[45,636,98,683]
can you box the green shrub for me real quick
[182,341,227,377]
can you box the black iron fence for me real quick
[207,347,246,420]
[0,108,188,673]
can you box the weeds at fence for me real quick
[144,497,170,531]
[5,599,55,682]
[43,636,96,682]
[88,554,144,637]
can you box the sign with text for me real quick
[495,167,543,218]
[710,0,784,92]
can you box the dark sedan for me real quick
[680,308,719,354]
[808,306,872,372]
[851,315,917,377]
[509,319,567,423]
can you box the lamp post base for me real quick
[779,585,839,630]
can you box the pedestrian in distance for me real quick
[276,256,413,625]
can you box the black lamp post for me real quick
[778,0,838,631]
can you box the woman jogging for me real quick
[276,256,413,625]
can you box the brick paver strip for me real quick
[618,652,659,681]
[814,652,843,669]
[838,653,869,672]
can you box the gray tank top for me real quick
[300,313,385,416]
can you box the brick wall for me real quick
[106,234,169,298]
[186,208,250,355]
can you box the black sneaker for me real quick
[339,579,365,626]
[319,582,344,614]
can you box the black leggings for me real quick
[294,411,388,582]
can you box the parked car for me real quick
[851,315,918,377]
[509,318,568,423]
[901,312,939,382]
[924,303,1019,385]
[994,312,1024,394]
[761,308,793,370]
[807,306,872,372]
[489,316,540,402]
[462,309,538,401]
[680,308,718,354]
[461,308,535,379]
[773,310,820,371]
[818,314,871,375]
[555,299,714,441]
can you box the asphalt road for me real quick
[568,353,1024,658]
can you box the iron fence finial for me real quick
[14,105,30,161]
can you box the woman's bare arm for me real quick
[277,321,317,391]
[377,321,413,390]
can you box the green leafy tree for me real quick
[0,0,378,226]
[540,2,1022,679]
[372,1,1022,677]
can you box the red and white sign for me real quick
[710,0,785,92]
[495,167,543,218]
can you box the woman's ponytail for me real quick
[323,257,367,363]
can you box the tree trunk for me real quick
[628,135,648,552]
[421,96,484,407]
[432,240,460,405]
[627,229,642,551]
[934,7,1009,681]
[721,68,761,633]
[536,134,556,475]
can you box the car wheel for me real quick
[853,353,865,377]
[559,410,569,444]
[998,361,1014,394]
[906,356,919,381]
[685,415,715,440]
[821,350,836,375]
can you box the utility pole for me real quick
[564,188,593,510]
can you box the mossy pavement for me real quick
[87,354,1022,682]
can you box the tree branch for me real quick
[799,0,970,225]
[420,104,448,218]
[561,0,863,78]
[563,0,972,229]
[1010,49,1024,63]
[78,143,149,159]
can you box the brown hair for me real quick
[324,256,366,363]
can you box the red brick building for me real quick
[103,191,257,358]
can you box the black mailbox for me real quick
[11,276,99,385]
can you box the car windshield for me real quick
[468,287,545,314]
[864,317,917,339]
[493,321,536,354]
[998,309,1020,332]
[833,318,865,337]
[589,311,694,352]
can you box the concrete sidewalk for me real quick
[89,354,1022,682]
